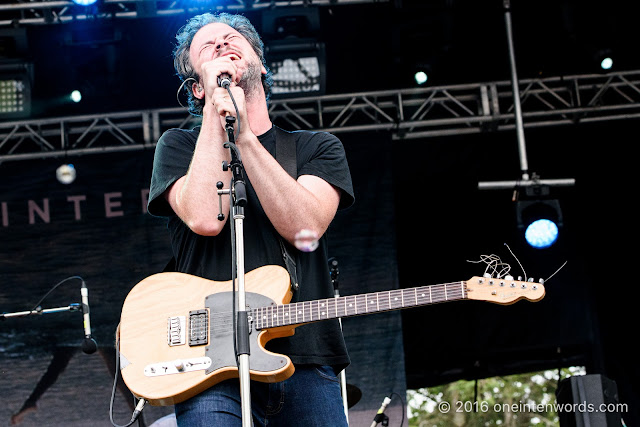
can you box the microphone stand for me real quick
[329,258,350,424]
[218,115,252,426]
[1,303,82,319]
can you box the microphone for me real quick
[370,395,392,427]
[218,73,232,89]
[81,281,97,354]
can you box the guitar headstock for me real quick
[466,276,545,305]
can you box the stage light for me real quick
[70,90,82,103]
[515,186,563,249]
[414,71,428,85]
[56,164,77,184]
[267,47,325,97]
[72,0,98,5]
[600,57,613,70]
[524,219,558,249]
[594,48,614,71]
[0,75,30,119]
[262,7,325,99]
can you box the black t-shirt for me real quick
[148,125,354,369]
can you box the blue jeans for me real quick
[174,365,347,426]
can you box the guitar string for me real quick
[166,271,538,334]
[253,283,467,328]
[161,282,470,337]
[162,269,541,340]
[173,271,542,335]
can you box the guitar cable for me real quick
[109,327,146,427]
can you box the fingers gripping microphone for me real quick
[81,281,97,354]
[218,73,232,89]
[370,395,392,427]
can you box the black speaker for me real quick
[556,374,622,427]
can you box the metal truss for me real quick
[2,69,640,163]
[0,0,388,26]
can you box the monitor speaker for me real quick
[555,374,622,427]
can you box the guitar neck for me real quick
[253,281,467,330]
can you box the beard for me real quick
[237,62,263,101]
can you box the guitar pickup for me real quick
[188,309,208,346]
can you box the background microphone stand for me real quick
[1,302,97,353]
[1,276,97,355]
[218,114,253,426]
[1,302,82,319]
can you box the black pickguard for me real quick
[204,291,289,375]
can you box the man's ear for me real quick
[192,82,204,99]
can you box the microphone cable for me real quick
[28,275,84,313]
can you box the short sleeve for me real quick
[297,132,355,210]
[147,128,198,217]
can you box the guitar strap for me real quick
[274,126,300,292]
[164,126,300,293]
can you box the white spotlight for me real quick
[414,71,428,85]
[56,164,77,184]
[70,90,82,103]
[600,57,613,70]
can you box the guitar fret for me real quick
[253,307,258,329]
[366,294,374,313]
[252,281,470,331]
[283,304,290,326]
[389,289,403,310]
[379,292,386,312]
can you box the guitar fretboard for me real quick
[253,282,467,330]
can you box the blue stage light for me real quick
[524,219,559,249]
[72,0,98,5]
[515,186,563,249]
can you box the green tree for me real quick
[407,366,585,427]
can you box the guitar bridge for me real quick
[167,316,186,346]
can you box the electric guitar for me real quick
[118,265,545,406]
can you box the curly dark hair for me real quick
[173,12,273,116]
